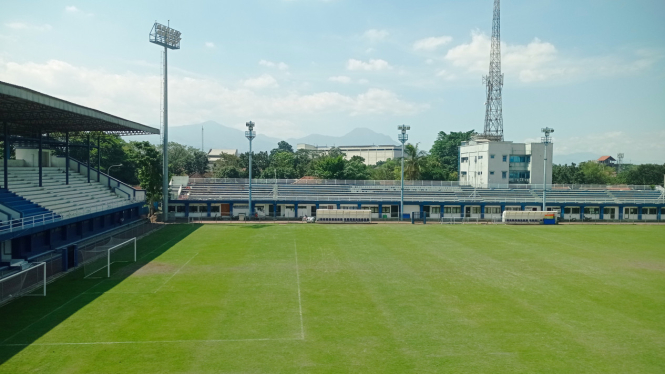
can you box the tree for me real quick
[343,158,371,180]
[126,141,162,215]
[404,143,427,180]
[270,141,293,156]
[371,159,400,180]
[618,164,665,186]
[579,161,616,184]
[313,155,346,179]
[212,153,243,178]
[429,130,474,177]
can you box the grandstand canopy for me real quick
[0,80,159,136]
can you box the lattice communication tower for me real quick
[479,0,504,142]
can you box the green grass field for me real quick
[0,223,663,373]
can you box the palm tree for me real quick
[404,143,427,180]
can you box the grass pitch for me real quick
[0,223,663,373]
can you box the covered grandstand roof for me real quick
[0,80,159,136]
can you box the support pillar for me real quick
[97,134,101,182]
[378,203,383,219]
[207,202,211,218]
[580,205,585,220]
[440,204,444,219]
[658,208,662,222]
[638,207,642,221]
[87,133,91,183]
[3,122,8,190]
[619,206,624,220]
[419,204,424,220]
[38,130,43,187]
[460,204,465,218]
[65,132,69,185]
[599,205,604,220]
[480,204,485,219]
[184,203,190,218]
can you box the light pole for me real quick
[108,164,122,178]
[245,121,256,218]
[398,125,410,221]
[150,21,182,221]
[541,127,554,211]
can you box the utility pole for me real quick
[398,125,410,221]
[150,21,182,221]
[246,121,256,218]
[541,127,554,211]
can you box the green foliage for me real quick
[618,164,665,186]
[404,143,426,180]
[212,153,243,178]
[429,130,474,177]
[168,142,208,176]
[125,141,162,214]
[313,155,346,179]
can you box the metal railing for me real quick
[0,199,141,235]
[186,178,659,191]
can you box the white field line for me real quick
[153,253,199,293]
[295,240,305,340]
[1,337,302,347]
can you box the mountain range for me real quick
[129,121,398,153]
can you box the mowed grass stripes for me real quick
[0,224,663,373]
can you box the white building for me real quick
[297,144,401,166]
[207,149,238,170]
[459,139,553,188]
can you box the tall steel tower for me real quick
[481,0,504,141]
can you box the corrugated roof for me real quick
[0,80,159,136]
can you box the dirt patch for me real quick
[133,262,179,276]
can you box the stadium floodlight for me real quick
[245,121,256,219]
[541,127,554,211]
[397,125,410,221]
[149,21,182,222]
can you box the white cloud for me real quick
[329,75,352,83]
[363,29,389,42]
[243,74,278,89]
[425,59,434,65]
[443,31,659,83]
[435,69,456,81]
[0,59,425,137]
[259,60,289,70]
[358,79,369,84]
[413,36,453,51]
[5,22,52,31]
[346,59,392,71]
[205,42,215,48]
[64,5,93,16]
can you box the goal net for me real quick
[0,262,46,305]
[80,237,136,279]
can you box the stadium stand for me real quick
[0,80,158,293]
[171,177,664,221]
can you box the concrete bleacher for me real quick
[0,167,134,218]
[179,180,663,205]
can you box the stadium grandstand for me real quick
[0,81,158,292]
[170,177,665,222]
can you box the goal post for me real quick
[81,237,137,279]
[0,262,47,304]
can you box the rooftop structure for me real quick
[297,144,401,166]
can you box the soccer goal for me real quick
[80,237,137,279]
[0,262,46,304]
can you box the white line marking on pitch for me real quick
[295,240,305,340]
[153,252,199,293]
[1,337,302,347]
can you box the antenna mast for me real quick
[479,0,504,142]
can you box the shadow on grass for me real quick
[0,224,201,365]
[237,224,273,229]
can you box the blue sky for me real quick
[1,0,664,163]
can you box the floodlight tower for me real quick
[541,127,554,211]
[398,125,410,221]
[246,121,256,218]
[150,21,182,221]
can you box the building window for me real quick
[502,171,507,179]
[510,155,531,163]
[471,207,481,214]
[444,206,461,214]
[490,154,495,159]
[478,155,483,159]
[461,171,467,176]
[431,207,440,214]
[502,155,507,162]
[490,171,495,175]
[584,207,600,215]
[645,207,657,215]
[477,171,482,175]
[485,207,501,214]
[461,157,468,163]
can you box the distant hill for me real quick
[128,121,397,153]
